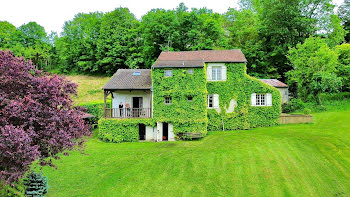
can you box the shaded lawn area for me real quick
[43,109,350,196]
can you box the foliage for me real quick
[140,4,226,67]
[96,8,141,75]
[0,180,25,197]
[0,51,90,184]
[282,98,306,113]
[55,12,103,73]
[206,63,281,131]
[152,67,208,135]
[98,118,155,143]
[78,101,104,124]
[338,0,350,42]
[287,36,342,103]
[42,102,350,196]
[335,43,350,90]
[0,21,55,71]
[324,15,346,47]
[23,172,48,197]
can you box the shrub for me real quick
[0,50,90,184]
[79,101,105,124]
[282,98,305,113]
[303,108,311,115]
[23,172,48,197]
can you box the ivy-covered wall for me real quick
[206,63,281,131]
[98,118,155,143]
[152,67,208,136]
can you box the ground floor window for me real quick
[251,93,272,106]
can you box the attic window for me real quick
[133,71,141,76]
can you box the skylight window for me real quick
[133,71,141,76]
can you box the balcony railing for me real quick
[104,108,152,118]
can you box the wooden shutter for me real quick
[222,65,227,81]
[213,94,219,108]
[207,65,212,81]
[266,93,272,106]
[251,93,256,106]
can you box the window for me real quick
[256,94,265,106]
[207,94,219,108]
[165,70,172,77]
[187,96,193,101]
[132,71,141,76]
[251,93,272,106]
[207,95,213,108]
[188,69,194,74]
[212,66,222,81]
[164,96,172,104]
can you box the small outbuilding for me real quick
[259,79,289,104]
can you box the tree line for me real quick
[0,0,349,81]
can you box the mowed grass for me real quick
[64,75,110,104]
[43,105,350,196]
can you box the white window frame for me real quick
[256,94,266,106]
[212,66,222,81]
[188,69,194,74]
[251,93,272,106]
[165,70,172,77]
[164,96,172,105]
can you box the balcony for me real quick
[104,108,152,119]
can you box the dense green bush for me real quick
[282,98,306,113]
[23,172,48,197]
[206,63,281,131]
[98,118,155,143]
[78,101,104,123]
[0,181,25,197]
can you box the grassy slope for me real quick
[64,75,110,104]
[43,105,350,196]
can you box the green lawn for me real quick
[42,105,350,196]
[64,75,110,104]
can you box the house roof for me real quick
[259,79,288,88]
[102,69,152,90]
[153,50,247,68]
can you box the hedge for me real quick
[78,101,105,123]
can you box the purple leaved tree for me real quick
[0,50,91,184]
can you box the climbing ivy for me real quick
[99,62,281,142]
[152,67,208,136]
[206,63,281,131]
[98,118,155,143]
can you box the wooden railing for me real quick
[104,108,152,118]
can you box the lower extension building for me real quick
[99,50,281,142]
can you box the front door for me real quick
[139,124,146,140]
[132,97,143,117]
[163,123,168,141]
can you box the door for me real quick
[139,124,146,140]
[163,123,168,141]
[132,97,143,117]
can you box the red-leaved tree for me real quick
[0,50,90,184]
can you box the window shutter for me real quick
[251,93,256,106]
[207,65,212,81]
[213,94,219,108]
[266,93,272,106]
[222,66,227,81]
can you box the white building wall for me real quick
[168,124,175,141]
[145,126,155,141]
[112,90,151,109]
[277,88,289,104]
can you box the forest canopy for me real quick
[0,0,348,80]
